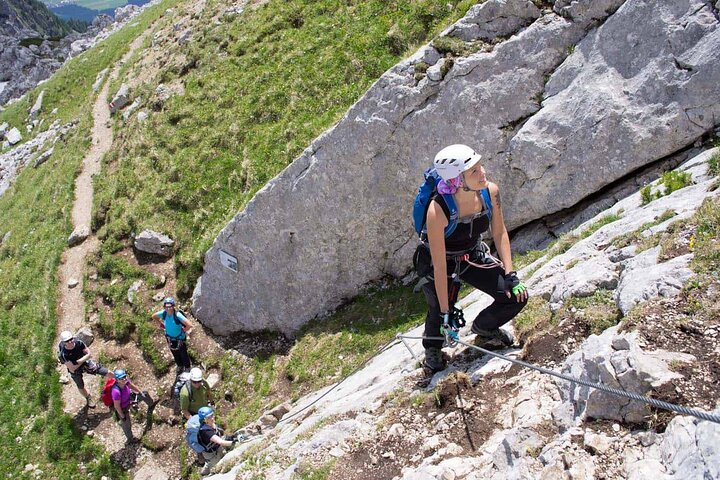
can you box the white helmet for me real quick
[189,367,204,382]
[60,330,73,343]
[433,144,482,181]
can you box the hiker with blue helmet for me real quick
[414,144,528,373]
[110,368,153,444]
[151,297,193,373]
[196,406,237,475]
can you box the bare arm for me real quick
[180,317,193,335]
[426,201,450,313]
[151,312,165,331]
[210,434,234,448]
[489,182,513,274]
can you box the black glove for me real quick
[498,271,527,297]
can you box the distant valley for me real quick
[42,0,151,21]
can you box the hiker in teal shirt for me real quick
[151,297,193,373]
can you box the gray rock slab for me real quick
[134,229,174,256]
[6,128,21,145]
[67,224,90,246]
[615,247,693,315]
[28,90,44,121]
[559,327,691,424]
[509,0,720,225]
[109,84,130,113]
[33,147,53,167]
[193,1,609,336]
[450,0,541,42]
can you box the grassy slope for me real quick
[0,2,174,477]
[93,0,475,293]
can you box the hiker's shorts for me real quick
[69,361,109,389]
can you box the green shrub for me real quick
[641,170,693,205]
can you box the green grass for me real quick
[640,170,693,205]
[708,151,719,177]
[0,1,174,477]
[691,197,720,274]
[93,0,476,297]
[611,209,677,251]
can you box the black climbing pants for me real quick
[166,336,191,370]
[415,245,528,350]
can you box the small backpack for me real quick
[412,167,493,238]
[185,415,206,453]
[101,378,120,407]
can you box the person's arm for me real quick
[179,388,191,419]
[151,312,165,331]
[426,200,450,313]
[179,315,193,335]
[488,182,513,273]
[489,183,528,302]
[210,434,234,448]
[64,360,79,373]
[76,347,91,365]
[127,380,142,395]
[114,398,125,420]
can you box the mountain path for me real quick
[55,31,176,479]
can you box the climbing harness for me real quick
[396,333,720,425]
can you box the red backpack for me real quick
[101,378,120,407]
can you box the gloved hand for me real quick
[502,272,528,301]
[141,390,149,398]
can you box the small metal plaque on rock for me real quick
[219,249,238,272]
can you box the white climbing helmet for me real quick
[189,367,203,382]
[433,144,482,181]
[60,330,73,343]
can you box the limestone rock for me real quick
[614,247,693,315]
[559,327,695,424]
[33,147,53,167]
[127,280,143,304]
[67,278,79,288]
[449,0,541,42]
[134,230,174,257]
[193,0,646,336]
[268,402,291,420]
[206,373,220,389]
[6,128,21,145]
[28,90,44,121]
[92,68,108,92]
[114,4,141,23]
[75,327,94,347]
[67,224,90,246]
[109,84,130,113]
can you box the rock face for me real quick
[204,148,720,479]
[558,326,694,424]
[194,0,720,336]
[0,120,75,196]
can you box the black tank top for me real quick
[432,194,491,252]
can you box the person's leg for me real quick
[460,264,527,335]
[117,407,134,442]
[177,342,191,370]
[200,448,225,475]
[70,370,95,408]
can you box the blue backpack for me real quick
[185,415,206,453]
[412,167,493,238]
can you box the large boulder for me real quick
[194,0,720,336]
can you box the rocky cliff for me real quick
[193,0,720,336]
[203,148,720,479]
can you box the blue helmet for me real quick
[113,368,127,380]
[163,297,175,306]
[198,406,214,423]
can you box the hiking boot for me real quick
[423,347,447,374]
[86,396,96,409]
[471,327,514,350]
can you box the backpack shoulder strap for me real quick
[440,193,459,237]
[480,187,493,219]
[182,380,193,402]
